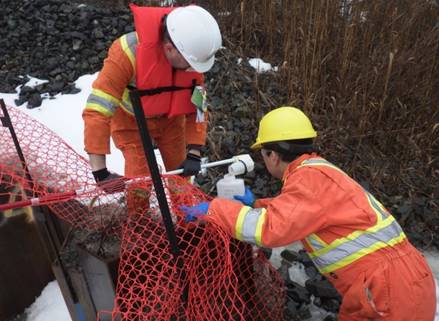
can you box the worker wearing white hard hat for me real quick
[166,5,222,73]
[82,4,222,184]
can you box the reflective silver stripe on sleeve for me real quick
[121,32,138,70]
[86,93,119,114]
[240,208,266,245]
[366,192,389,221]
[307,235,326,251]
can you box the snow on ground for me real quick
[0,74,125,175]
[237,57,279,72]
[1,76,438,320]
[247,57,278,72]
[24,281,71,321]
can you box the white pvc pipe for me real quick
[165,154,252,175]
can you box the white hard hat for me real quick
[166,5,222,73]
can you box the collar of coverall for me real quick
[282,152,319,183]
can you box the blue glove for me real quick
[233,186,255,206]
[180,202,210,222]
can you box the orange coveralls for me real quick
[205,153,436,321]
[82,32,207,177]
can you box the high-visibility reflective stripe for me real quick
[235,207,267,246]
[298,158,345,175]
[366,191,389,222]
[85,88,120,116]
[309,214,396,258]
[118,32,137,114]
[254,210,267,246]
[307,233,328,251]
[235,206,249,242]
[85,103,113,117]
[120,32,138,70]
[300,158,407,273]
[302,158,390,222]
[120,88,134,115]
[309,219,406,273]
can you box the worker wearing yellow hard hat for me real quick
[250,106,317,150]
[181,106,436,321]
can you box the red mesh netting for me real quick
[0,104,284,320]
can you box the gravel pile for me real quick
[0,0,132,106]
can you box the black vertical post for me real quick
[129,91,180,258]
[0,100,33,185]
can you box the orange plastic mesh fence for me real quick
[0,104,127,233]
[0,105,284,320]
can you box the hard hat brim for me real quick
[250,141,261,150]
[183,54,215,73]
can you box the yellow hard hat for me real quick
[251,106,317,150]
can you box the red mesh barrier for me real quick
[0,104,284,320]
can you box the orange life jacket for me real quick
[130,4,204,117]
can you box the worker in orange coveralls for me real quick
[181,106,437,321]
[83,4,222,183]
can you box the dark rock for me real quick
[284,299,298,317]
[0,0,133,99]
[313,296,322,307]
[92,28,105,39]
[304,265,318,279]
[20,86,36,96]
[286,281,311,304]
[49,81,66,92]
[27,92,43,108]
[305,278,341,300]
[259,247,272,260]
[72,39,83,51]
[277,262,292,282]
[62,85,81,95]
[297,305,312,320]
[49,67,64,77]
[66,61,76,69]
[321,298,340,313]
[69,31,87,40]
[280,249,300,263]
[14,96,27,107]
[297,249,314,268]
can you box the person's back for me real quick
[278,153,436,320]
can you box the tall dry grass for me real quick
[197,0,439,247]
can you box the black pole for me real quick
[129,91,180,258]
[0,100,34,185]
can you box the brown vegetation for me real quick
[200,0,439,248]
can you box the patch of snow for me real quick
[1,74,125,175]
[25,281,72,321]
[24,77,49,87]
[248,58,278,73]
